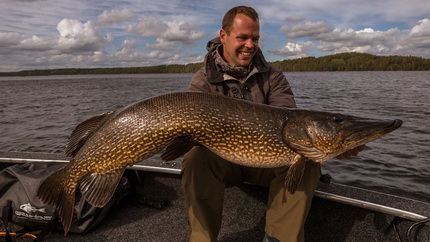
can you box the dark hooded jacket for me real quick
[189,37,297,108]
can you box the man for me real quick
[181,6,363,242]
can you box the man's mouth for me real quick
[240,51,252,57]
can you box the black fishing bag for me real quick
[0,162,131,241]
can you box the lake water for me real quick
[0,72,429,202]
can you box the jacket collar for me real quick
[204,37,270,84]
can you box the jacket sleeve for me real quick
[188,67,211,92]
[267,69,297,108]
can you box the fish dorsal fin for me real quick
[285,155,307,194]
[79,170,124,207]
[65,111,114,157]
[160,136,195,161]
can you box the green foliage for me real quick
[0,62,204,76]
[271,52,430,72]
[1,52,429,76]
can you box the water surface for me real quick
[0,72,429,202]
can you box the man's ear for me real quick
[219,29,227,44]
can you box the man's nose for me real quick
[245,39,254,48]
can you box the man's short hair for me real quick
[222,6,259,34]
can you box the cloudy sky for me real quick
[1,0,430,72]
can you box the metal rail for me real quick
[0,157,182,175]
[314,191,428,222]
[1,156,428,222]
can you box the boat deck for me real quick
[1,152,429,241]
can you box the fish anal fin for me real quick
[160,136,195,161]
[37,167,76,235]
[65,111,114,157]
[79,170,124,207]
[285,155,307,194]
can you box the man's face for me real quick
[220,14,260,67]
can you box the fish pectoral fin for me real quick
[284,155,307,194]
[65,111,115,157]
[160,136,195,161]
[79,170,124,207]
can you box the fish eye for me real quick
[333,115,344,123]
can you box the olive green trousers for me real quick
[181,146,321,242]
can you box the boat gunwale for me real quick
[0,152,429,223]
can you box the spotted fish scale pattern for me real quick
[70,92,295,175]
[38,91,403,235]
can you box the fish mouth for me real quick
[343,118,403,145]
[390,119,403,129]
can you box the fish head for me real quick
[283,109,403,163]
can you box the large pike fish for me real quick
[37,92,402,234]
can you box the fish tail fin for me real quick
[37,168,76,235]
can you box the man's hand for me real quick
[336,145,365,159]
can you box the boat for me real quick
[1,151,429,241]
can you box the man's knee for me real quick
[181,146,244,188]
[182,146,214,171]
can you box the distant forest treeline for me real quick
[1,52,429,76]
[0,63,205,76]
[271,52,430,71]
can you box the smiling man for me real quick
[220,9,260,67]
[181,6,361,242]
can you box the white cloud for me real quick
[407,18,430,49]
[1,0,430,71]
[409,18,430,37]
[268,41,314,59]
[0,32,25,48]
[284,17,306,23]
[0,19,111,56]
[0,18,112,70]
[19,35,54,51]
[126,14,205,47]
[280,21,333,39]
[146,38,176,50]
[96,8,136,26]
[126,15,168,38]
[117,38,137,56]
[15,0,47,2]
[259,0,430,27]
[56,19,112,51]
[315,27,402,54]
[161,21,205,44]
[271,18,430,58]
